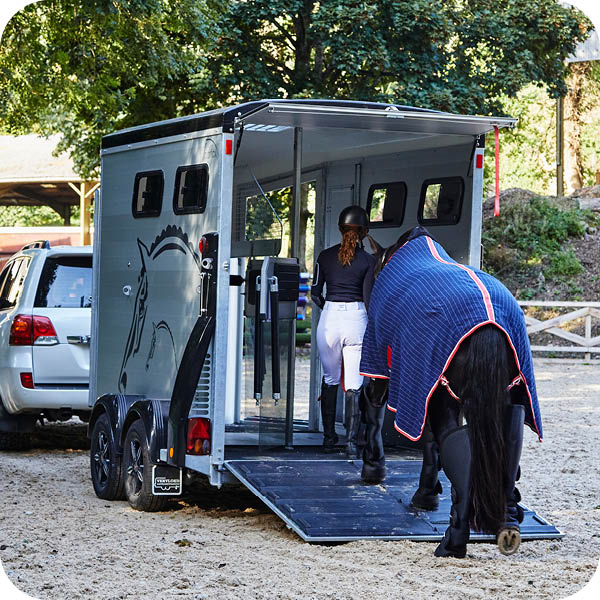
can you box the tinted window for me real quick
[367,182,407,227]
[0,259,28,310]
[173,164,209,215]
[132,170,163,218]
[419,177,464,225]
[35,256,92,308]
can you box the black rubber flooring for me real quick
[225,458,563,542]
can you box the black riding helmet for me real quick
[338,205,369,228]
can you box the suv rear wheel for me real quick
[123,419,167,512]
[0,431,31,451]
[90,413,124,500]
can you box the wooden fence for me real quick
[518,301,600,360]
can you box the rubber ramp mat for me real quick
[224,459,563,542]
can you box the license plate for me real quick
[152,465,183,496]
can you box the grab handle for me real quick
[269,276,281,403]
[253,276,264,404]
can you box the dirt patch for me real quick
[1,361,599,600]
[482,187,600,301]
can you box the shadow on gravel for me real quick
[176,477,269,514]
[29,420,90,451]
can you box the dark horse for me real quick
[359,227,542,557]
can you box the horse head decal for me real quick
[118,226,201,392]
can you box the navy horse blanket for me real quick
[360,233,542,442]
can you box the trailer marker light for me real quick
[186,417,211,455]
[225,139,233,155]
[475,154,483,169]
[20,372,34,389]
[199,236,208,254]
[169,448,173,458]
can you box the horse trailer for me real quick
[88,99,561,542]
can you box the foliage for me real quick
[482,196,597,290]
[0,205,81,227]
[483,71,600,197]
[0,0,219,178]
[194,0,589,115]
[0,1,590,177]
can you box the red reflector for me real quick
[475,154,483,169]
[20,373,34,389]
[186,418,211,455]
[198,236,208,254]
[33,315,57,342]
[225,139,233,155]
[10,314,33,345]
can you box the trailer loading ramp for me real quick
[224,458,563,543]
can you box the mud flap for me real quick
[152,465,183,496]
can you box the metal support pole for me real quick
[285,127,302,449]
[556,97,564,197]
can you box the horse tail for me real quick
[458,324,514,534]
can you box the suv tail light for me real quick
[186,418,211,455]
[10,314,59,346]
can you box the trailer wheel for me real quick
[90,413,125,500]
[123,419,167,512]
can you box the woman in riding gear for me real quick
[311,206,375,456]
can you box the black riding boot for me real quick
[411,424,443,510]
[361,379,387,484]
[320,379,339,452]
[434,425,471,558]
[345,389,361,458]
[497,404,525,554]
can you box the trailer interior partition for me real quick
[90,100,563,542]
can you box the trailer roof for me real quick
[101,99,516,150]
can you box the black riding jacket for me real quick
[311,244,375,309]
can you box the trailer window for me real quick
[366,182,407,227]
[132,171,164,218]
[419,177,464,225]
[173,164,209,215]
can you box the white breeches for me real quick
[316,301,368,390]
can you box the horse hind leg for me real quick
[497,404,525,556]
[434,425,472,558]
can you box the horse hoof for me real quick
[361,464,386,485]
[410,490,440,511]
[497,528,521,556]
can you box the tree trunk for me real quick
[564,62,590,194]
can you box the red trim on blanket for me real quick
[391,320,542,443]
[360,372,390,380]
[387,345,392,369]
[425,237,495,322]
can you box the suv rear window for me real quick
[35,256,92,308]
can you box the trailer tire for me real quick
[123,419,167,512]
[0,432,31,451]
[90,413,125,500]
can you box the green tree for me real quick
[0,0,219,178]
[194,0,590,115]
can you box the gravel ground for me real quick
[1,360,599,600]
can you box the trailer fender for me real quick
[121,398,170,464]
[88,394,143,454]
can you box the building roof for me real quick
[0,134,95,213]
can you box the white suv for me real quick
[0,241,92,449]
